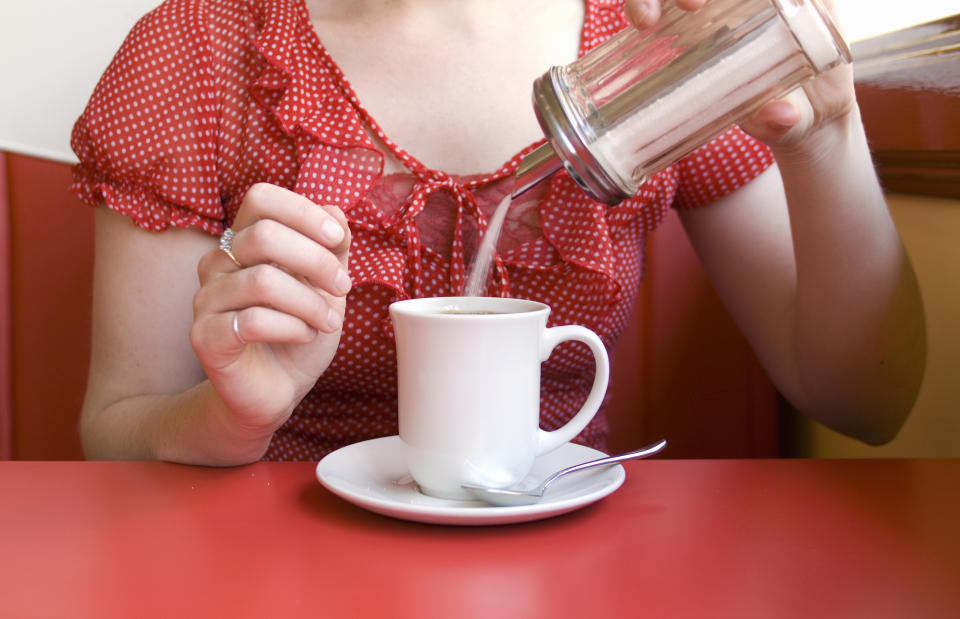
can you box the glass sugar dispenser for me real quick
[513,0,851,205]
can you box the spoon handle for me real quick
[540,439,667,493]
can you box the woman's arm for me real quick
[82,208,226,462]
[81,184,352,465]
[678,89,926,445]
[624,0,926,443]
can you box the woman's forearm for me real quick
[773,108,926,443]
[80,381,275,466]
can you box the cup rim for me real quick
[388,296,549,318]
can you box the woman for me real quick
[71,0,926,464]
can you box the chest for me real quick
[310,4,584,175]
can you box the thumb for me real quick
[739,89,811,146]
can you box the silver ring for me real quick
[232,312,246,345]
[219,227,243,268]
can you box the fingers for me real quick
[212,220,352,297]
[193,183,353,366]
[195,263,343,334]
[624,0,658,29]
[625,0,707,29]
[231,307,320,347]
[740,98,803,144]
[198,183,352,296]
[235,183,351,260]
[230,306,325,345]
[190,305,322,372]
[674,0,708,9]
[739,88,815,147]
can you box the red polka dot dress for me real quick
[71,0,775,460]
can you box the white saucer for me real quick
[315,436,625,526]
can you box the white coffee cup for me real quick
[389,296,610,500]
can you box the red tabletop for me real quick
[1,458,958,618]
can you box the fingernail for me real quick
[768,120,794,132]
[334,269,352,295]
[326,308,343,331]
[321,219,345,245]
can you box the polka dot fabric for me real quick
[70,0,775,460]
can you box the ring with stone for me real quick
[219,227,243,268]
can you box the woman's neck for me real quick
[305,0,584,175]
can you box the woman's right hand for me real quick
[190,183,352,441]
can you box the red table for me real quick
[1,458,958,618]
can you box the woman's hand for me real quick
[736,0,856,154]
[624,0,707,28]
[191,183,352,440]
[625,0,856,153]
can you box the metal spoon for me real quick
[462,439,667,506]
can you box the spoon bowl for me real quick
[462,439,667,506]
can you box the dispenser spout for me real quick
[512,143,563,200]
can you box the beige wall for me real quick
[790,193,960,457]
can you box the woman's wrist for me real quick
[147,382,277,466]
[768,103,862,170]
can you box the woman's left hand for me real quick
[737,54,856,151]
[625,0,857,152]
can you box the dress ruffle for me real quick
[70,167,225,234]
[249,0,383,199]
[70,0,769,325]
[69,0,228,234]
[245,0,629,317]
[250,0,367,150]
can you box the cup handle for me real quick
[536,325,610,455]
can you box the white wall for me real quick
[833,0,958,42]
[0,1,161,163]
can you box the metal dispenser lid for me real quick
[515,67,632,205]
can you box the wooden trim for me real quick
[852,15,960,199]
[852,15,960,79]
[870,149,960,198]
[0,152,11,460]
